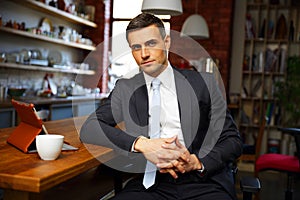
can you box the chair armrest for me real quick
[278,127,300,136]
[240,176,261,193]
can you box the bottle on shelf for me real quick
[289,20,295,41]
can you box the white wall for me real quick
[229,0,246,94]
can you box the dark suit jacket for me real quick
[80,67,243,199]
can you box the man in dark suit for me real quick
[80,13,243,200]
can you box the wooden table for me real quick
[0,116,115,200]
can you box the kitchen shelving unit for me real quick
[0,0,98,75]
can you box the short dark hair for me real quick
[126,13,166,42]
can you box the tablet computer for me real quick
[7,99,78,153]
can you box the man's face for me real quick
[127,25,171,77]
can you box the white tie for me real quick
[143,78,161,189]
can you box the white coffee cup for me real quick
[36,134,64,160]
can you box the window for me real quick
[109,0,170,90]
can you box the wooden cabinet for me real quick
[0,0,97,75]
[50,101,99,120]
[74,101,99,117]
[0,107,16,128]
[50,103,73,120]
[0,99,101,128]
[239,0,300,154]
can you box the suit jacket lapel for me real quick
[174,70,200,149]
[174,70,192,146]
[131,73,149,136]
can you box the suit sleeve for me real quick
[195,72,243,177]
[80,80,137,153]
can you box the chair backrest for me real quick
[295,133,300,166]
[238,114,267,163]
[254,115,267,160]
[277,127,300,165]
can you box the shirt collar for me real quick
[143,62,173,90]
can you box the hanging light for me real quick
[141,0,183,16]
[181,14,209,39]
[180,0,209,39]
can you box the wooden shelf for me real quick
[245,38,265,43]
[247,2,290,9]
[239,1,300,152]
[0,62,95,75]
[240,124,260,128]
[243,71,285,76]
[11,0,97,28]
[228,103,239,109]
[0,27,96,51]
[0,0,99,77]
[245,38,289,43]
[264,72,285,76]
[243,71,263,75]
[241,97,261,101]
[290,41,300,44]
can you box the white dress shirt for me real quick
[132,64,205,173]
[143,63,186,147]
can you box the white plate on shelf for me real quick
[47,50,62,65]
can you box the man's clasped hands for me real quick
[134,135,202,178]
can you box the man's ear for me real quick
[164,35,171,50]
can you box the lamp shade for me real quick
[180,14,210,39]
[141,0,182,16]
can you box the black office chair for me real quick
[101,159,261,200]
[254,127,300,200]
[240,176,261,200]
[231,161,261,200]
[237,114,300,200]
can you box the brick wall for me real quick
[81,0,107,92]
[84,0,105,45]
[170,0,234,93]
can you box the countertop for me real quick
[0,93,108,108]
